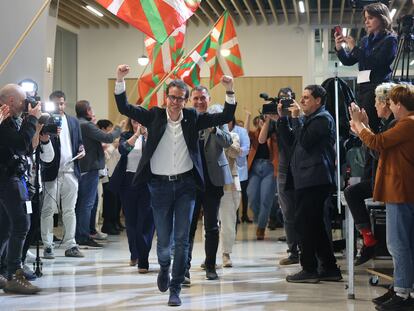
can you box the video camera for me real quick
[20,80,61,135]
[260,93,295,117]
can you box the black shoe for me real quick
[286,270,320,283]
[78,238,103,249]
[375,294,414,311]
[278,236,287,242]
[267,222,277,231]
[355,244,376,266]
[241,217,253,224]
[157,268,170,292]
[318,267,343,282]
[205,265,218,280]
[101,226,120,235]
[372,289,395,306]
[168,289,182,306]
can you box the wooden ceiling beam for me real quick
[230,0,249,25]
[199,1,218,24]
[64,0,110,28]
[280,0,289,24]
[339,0,345,25]
[292,0,299,25]
[82,0,129,27]
[208,0,225,17]
[242,0,258,25]
[194,11,210,26]
[59,1,101,27]
[58,14,81,28]
[58,7,90,28]
[268,0,279,25]
[217,0,238,24]
[329,0,333,25]
[317,0,321,25]
[256,0,270,24]
[305,0,310,25]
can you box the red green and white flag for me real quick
[95,0,201,43]
[145,24,186,74]
[208,11,243,88]
[174,36,211,88]
[138,72,167,109]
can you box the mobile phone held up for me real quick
[334,25,342,36]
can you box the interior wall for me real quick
[78,23,315,120]
[0,0,57,100]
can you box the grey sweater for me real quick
[78,117,121,173]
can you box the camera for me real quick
[24,97,60,135]
[280,98,293,117]
[260,93,279,114]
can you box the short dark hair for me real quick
[166,79,189,99]
[49,90,66,101]
[75,100,91,119]
[278,87,294,99]
[96,119,113,130]
[304,85,327,106]
[190,85,209,97]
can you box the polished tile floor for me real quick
[0,224,391,310]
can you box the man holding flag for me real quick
[114,64,236,306]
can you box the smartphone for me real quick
[334,25,342,36]
[280,98,293,117]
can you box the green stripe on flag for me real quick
[141,0,168,42]
[226,54,242,67]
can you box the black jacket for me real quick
[41,114,83,181]
[115,91,236,190]
[279,106,336,190]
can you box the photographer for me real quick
[259,87,299,265]
[0,84,41,294]
[278,85,341,284]
[40,91,85,259]
[334,2,397,133]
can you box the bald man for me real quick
[0,84,41,294]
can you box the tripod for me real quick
[392,18,414,82]
[32,146,43,277]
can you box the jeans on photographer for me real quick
[0,177,30,278]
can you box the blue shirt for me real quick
[336,32,398,84]
[232,125,250,181]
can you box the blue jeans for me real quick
[247,159,277,229]
[75,171,99,243]
[386,202,414,294]
[148,175,196,292]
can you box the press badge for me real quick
[25,201,33,214]
[357,70,371,84]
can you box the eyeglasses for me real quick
[167,95,186,103]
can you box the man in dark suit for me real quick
[186,86,233,282]
[278,85,341,284]
[114,64,236,307]
[40,91,85,259]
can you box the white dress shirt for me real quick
[59,114,74,173]
[126,135,144,173]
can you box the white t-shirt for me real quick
[59,114,74,172]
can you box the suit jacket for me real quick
[200,125,233,187]
[41,114,83,182]
[360,114,414,203]
[115,91,236,190]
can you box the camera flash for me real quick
[21,82,35,93]
[44,101,56,112]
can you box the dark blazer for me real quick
[107,131,134,194]
[115,91,236,190]
[78,118,121,173]
[278,105,336,190]
[41,114,83,182]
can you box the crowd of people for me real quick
[0,2,413,310]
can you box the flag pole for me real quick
[142,11,227,105]
[0,0,52,75]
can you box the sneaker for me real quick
[22,265,37,281]
[286,270,320,283]
[375,294,414,311]
[355,244,376,266]
[90,231,108,241]
[3,269,41,294]
[25,250,36,264]
[279,255,299,265]
[0,274,7,289]
[205,265,219,280]
[65,246,85,258]
[182,276,191,287]
[318,267,343,282]
[223,253,233,268]
[138,268,149,274]
[43,247,55,259]
[78,239,103,249]
[168,289,182,306]
[372,289,395,306]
